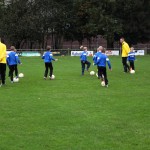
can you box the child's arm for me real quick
[106,57,112,70]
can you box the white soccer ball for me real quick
[13,77,19,82]
[90,71,95,76]
[130,70,135,74]
[19,73,24,78]
[51,75,55,79]
[101,81,105,86]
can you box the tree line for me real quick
[0,0,149,49]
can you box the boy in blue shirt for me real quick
[96,48,112,87]
[42,45,58,80]
[93,46,103,78]
[128,47,136,71]
[80,46,91,75]
[7,46,21,83]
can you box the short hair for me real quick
[10,46,15,50]
[101,48,105,53]
[120,37,125,40]
[83,47,87,50]
[46,45,51,50]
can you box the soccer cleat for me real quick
[44,77,46,80]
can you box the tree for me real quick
[115,0,150,45]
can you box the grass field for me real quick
[0,55,150,150]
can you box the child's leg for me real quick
[97,66,100,79]
[98,67,103,80]
[8,65,11,77]
[102,67,108,85]
[49,63,53,77]
[14,65,18,77]
[81,61,85,75]
[130,61,135,70]
[10,65,14,82]
[44,63,49,78]
[85,61,91,70]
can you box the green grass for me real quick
[0,56,150,150]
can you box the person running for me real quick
[42,45,58,80]
[96,48,112,87]
[120,37,130,73]
[80,46,91,75]
[0,37,7,86]
[7,46,21,83]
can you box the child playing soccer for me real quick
[42,45,58,80]
[96,48,112,87]
[7,46,21,83]
[80,46,91,75]
[128,47,136,71]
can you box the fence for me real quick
[8,48,150,56]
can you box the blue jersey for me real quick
[80,51,88,61]
[93,52,102,64]
[128,52,135,61]
[42,51,55,63]
[7,51,21,65]
[96,53,111,69]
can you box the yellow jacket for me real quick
[122,41,130,57]
[0,42,7,64]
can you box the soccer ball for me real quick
[130,70,135,74]
[51,75,55,79]
[90,71,95,76]
[101,81,105,86]
[19,73,24,78]
[13,77,19,82]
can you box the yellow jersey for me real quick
[0,42,7,64]
[121,41,130,57]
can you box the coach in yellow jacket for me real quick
[120,37,130,73]
[0,37,7,86]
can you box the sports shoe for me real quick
[105,84,108,88]
[44,77,46,80]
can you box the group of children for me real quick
[5,44,135,87]
[80,45,136,87]
[80,45,112,87]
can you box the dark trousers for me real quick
[0,63,6,84]
[98,66,108,85]
[9,65,18,81]
[129,61,135,70]
[97,66,100,78]
[81,60,91,74]
[44,62,53,77]
[122,57,129,72]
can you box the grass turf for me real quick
[0,56,150,150]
